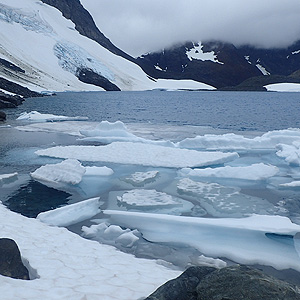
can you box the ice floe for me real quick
[177,128,300,151]
[31,159,86,185]
[105,210,300,271]
[177,178,277,217]
[37,197,101,227]
[85,166,114,176]
[0,172,18,185]
[0,203,180,300]
[180,163,279,181]
[17,111,88,122]
[276,142,300,166]
[35,142,239,168]
[121,170,159,186]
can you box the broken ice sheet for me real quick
[121,170,159,186]
[177,178,279,217]
[108,189,193,215]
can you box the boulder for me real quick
[0,238,30,280]
[146,265,300,300]
[0,111,6,121]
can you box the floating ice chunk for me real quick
[37,197,101,226]
[118,189,181,207]
[177,178,276,217]
[31,159,86,185]
[116,231,139,248]
[80,120,174,146]
[265,83,300,92]
[280,181,300,187]
[121,171,159,186]
[177,128,300,151]
[276,142,300,166]
[180,163,279,181]
[85,166,114,176]
[35,142,239,168]
[105,210,300,271]
[17,111,88,122]
[82,222,139,248]
[0,172,18,185]
[193,255,227,268]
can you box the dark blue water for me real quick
[5,90,300,132]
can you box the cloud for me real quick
[82,0,300,56]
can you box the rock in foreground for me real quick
[146,265,300,300]
[0,238,30,280]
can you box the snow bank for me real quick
[105,210,300,271]
[35,142,239,168]
[265,83,300,92]
[0,203,180,300]
[31,159,86,185]
[37,197,101,226]
[179,163,279,181]
[17,111,88,122]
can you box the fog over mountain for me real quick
[82,0,300,56]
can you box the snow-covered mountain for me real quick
[137,40,300,90]
[1,0,300,94]
[0,0,213,94]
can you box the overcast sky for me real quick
[84,0,300,57]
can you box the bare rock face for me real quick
[0,238,30,280]
[0,111,6,122]
[146,265,300,300]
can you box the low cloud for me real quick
[83,0,300,56]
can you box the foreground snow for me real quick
[0,203,180,300]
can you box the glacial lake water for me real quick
[2,90,300,280]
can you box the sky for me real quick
[83,0,300,57]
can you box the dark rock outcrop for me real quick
[0,77,41,98]
[146,265,300,300]
[0,110,6,121]
[0,92,24,108]
[76,68,120,91]
[0,238,30,280]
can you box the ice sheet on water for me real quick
[17,111,88,122]
[79,120,174,146]
[35,142,239,168]
[85,166,114,176]
[121,170,159,186]
[108,190,194,215]
[276,142,300,166]
[105,210,300,271]
[177,178,278,217]
[179,163,279,181]
[37,197,101,226]
[31,159,86,185]
[0,172,18,185]
[177,128,300,151]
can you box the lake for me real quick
[1,90,300,279]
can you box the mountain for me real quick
[137,40,300,90]
[0,0,299,96]
[0,0,212,96]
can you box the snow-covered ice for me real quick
[17,111,88,122]
[31,159,86,185]
[121,171,159,186]
[0,172,18,185]
[85,166,114,176]
[106,210,300,271]
[177,178,277,217]
[35,142,239,168]
[0,203,181,300]
[276,142,300,166]
[37,197,101,227]
[179,163,279,181]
